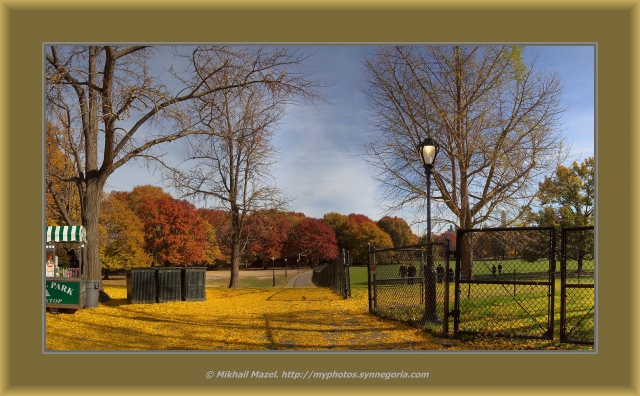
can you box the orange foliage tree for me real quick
[323,213,393,264]
[343,214,393,263]
[128,185,173,214]
[136,197,210,266]
[377,216,417,247]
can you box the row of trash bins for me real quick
[126,267,206,304]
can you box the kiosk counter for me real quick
[45,226,88,311]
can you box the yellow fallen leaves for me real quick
[46,287,440,351]
[45,286,593,351]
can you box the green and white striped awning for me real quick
[46,226,86,244]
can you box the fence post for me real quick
[443,240,450,336]
[342,250,348,298]
[420,251,424,304]
[548,227,556,340]
[367,243,373,311]
[454,231,461,333]
[559,228,567,342]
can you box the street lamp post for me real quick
[284,258,287,277]
[418,137,440,323]
[271,257,275,287]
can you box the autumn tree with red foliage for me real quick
[244,211,303,266]
[291,218,339,264]
[431,231,457,251]
[198,208,233,263]
[136,197,210,266]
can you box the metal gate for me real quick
[453,227,556,340]
[368,241,451,335]
[559,226,595,345]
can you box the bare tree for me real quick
[45,45,325,294]
[361,46,568,278]
[166,62,296,288]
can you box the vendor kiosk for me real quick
[45,226,88,311]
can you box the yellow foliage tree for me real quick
[99,192,151,276]
[45,122,81,225]
[203,221,223,265]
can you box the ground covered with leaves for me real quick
[46,286,592,351]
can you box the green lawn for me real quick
[349,266,369,288]
[367,256,593,271]
[349,265,594,345]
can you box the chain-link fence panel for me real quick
[560,227,595,345]
[312,250,351,299]
[368,242,451,335]
[454,227,556,339]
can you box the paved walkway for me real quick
[205,269,316,288]
[285,270,316,288]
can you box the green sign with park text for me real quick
[46,280,82,305]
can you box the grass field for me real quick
[348,265,369,288]
[351,264,594,346]
[363,257,594,279]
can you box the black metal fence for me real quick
[311,250,351,299]
[365,226,595,345]
[454,227,557,340]
[367,241,451,335]
[559,226,595,345]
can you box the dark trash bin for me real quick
[85,280,100,308]
[182,267,206,301]
[126,268,156,304]
[156,267,182,303]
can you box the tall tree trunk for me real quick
[228,240,240,289]
[454,45,475,281]
[459,217,475,281]
[458,176,474,281]
[82,46,105,288]
[80,177,106,285]
[228,208,241,289]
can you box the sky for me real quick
[105,45,595,234]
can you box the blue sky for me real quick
[105,45,595,232]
